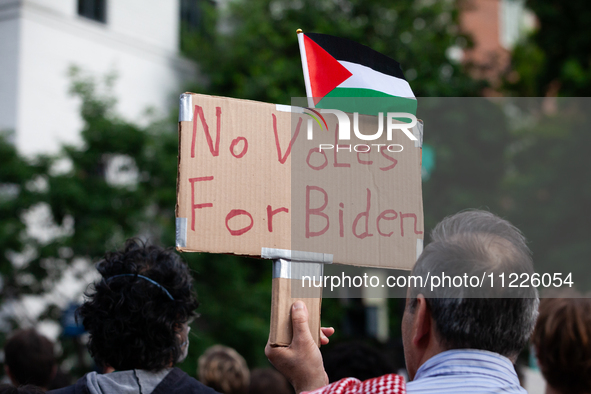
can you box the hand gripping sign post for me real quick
[175,93,424,346]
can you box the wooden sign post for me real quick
[269,259,323,346]
[175,93,424,346]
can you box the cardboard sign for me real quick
[176,93,424,270]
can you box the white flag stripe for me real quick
[338,61,416,99]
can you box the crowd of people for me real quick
[0,328,291,394]
[0,210,589,394]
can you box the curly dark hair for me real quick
[0,385,45,394]
[77,238,199,371]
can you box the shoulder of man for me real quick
[47,369,221,394]
[152,367,221,394]
[47,373,89,394]
[304,374,406,394]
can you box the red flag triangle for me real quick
[304,35,353,105]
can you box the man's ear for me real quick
[412,294,432,348]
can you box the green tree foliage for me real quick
[419,98,511,230]
[500,1,591,292]
[505,1,591,96]
[501,99,591,291]
[0,134,47,294]
[0,132,48,368]
[182,0,486,104]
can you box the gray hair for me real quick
[408,210,539,358]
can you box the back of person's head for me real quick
[248,368,292,394]
[408,210,539,359]
[3,328,56,388]
[0,385,45,394]
[532,294,591,394]
[77,238,199,371]
[322,342,395,383]
[46,368,72,390]
[198,345,250,394]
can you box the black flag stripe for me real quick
[306,32,407,81]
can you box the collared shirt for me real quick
[407,349,526,393]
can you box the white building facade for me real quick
[0,0,196,155]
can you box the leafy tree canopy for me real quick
[182,0,486,103]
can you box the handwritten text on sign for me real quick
[176,94,423,269]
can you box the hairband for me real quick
[106,274,175,301]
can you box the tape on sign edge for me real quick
[179,94,193,122]
[176,217,188,248]
[261,248,333,264]
[413,120,423,148]
[416,238,424,260]
[275,104,305,114]
[272,258,324,280]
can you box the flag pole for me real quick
[268,30,326,347]
[296,29,315,108]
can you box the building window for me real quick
[180,0,213,34]
[499,0,525,49]
[78,0,107,24]
[180,0,215,53]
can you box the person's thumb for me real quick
[291,301,313,346]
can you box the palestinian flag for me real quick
[297,31,416,116]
